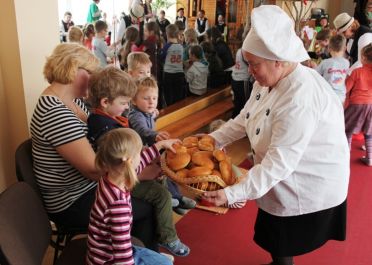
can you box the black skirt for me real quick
[253,200,347,257]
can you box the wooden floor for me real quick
[43,137,251,265]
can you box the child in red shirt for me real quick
[345,43,372,166]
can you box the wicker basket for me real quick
[160,152,237,197]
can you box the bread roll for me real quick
[187,166,212,177]
[200,135,215,144]
[176,168,189,178]
[173,143,187,154]
[191,151,214,169]
[186,147,200,156]
[183,136,198,148]
[198,140,214,151]
[166,152,191,171]
[211,169,222,178]
[213,149,226,162]
[219,160,233,185]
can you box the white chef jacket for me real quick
[211,64,350,217]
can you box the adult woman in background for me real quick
[203,5,350,265]
[30,43,158,249]
[333,12,372,64]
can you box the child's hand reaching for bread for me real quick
[155,139,181,153]
[156,131,170,142]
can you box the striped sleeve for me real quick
[136,145,160,174]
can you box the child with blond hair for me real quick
[87,66,191,257]
[67,26,84,44]
[127,51,166,108]
[128,77,197,215]
[86,128,175,265]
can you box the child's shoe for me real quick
[159,239,190,257]
[171,198,179,208]
[173,207,188,216]
[361,157,372,166]
[178,196,196,209]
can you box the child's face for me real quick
[144,27,149,40]
[179,31,185,43]
[159,12,165,19]
[189,51,196,62]
[317,39,329,48]
[104,96,131,117]
[133,88,158,114]
[129,64,152,79]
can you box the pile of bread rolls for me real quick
[165,135,235,191]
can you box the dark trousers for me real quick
[163,72,186,106]
[231,79,253,118]
[48,186,158,251]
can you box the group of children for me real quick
[310,30,372,166]
[85,51,202,264]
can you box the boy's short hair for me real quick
[189,45,204,59]
[134,76,158,98]
[64,11,72,17]
[362,43,372,63]
[95,20,108,33]
[328,34,346,52]
[174,20,185,31]
[88,66,137,108]
[68,26,83,43]
[127,52,152,71]
[160,10,165,15]
[315,29,331,41]
[166,24,179,39]
[199,10,205,15]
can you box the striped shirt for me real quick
[30,95,96,213]
[86,146,159,265]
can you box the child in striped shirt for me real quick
[86,128,176,265]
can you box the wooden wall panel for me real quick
[202,0,217,26]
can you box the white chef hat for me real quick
[349,33,372,73]
[242,5,309,62]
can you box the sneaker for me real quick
[171,198,179,208]
[179,196,196,209]
[159,239,190,257]
[361,157,372,166]
[160,252,174,263]
[173,207,188,215]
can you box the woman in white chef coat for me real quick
[203,5,350,265]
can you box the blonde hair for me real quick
[166,24,179,39]
[43,43,99,84]
[95,128,143,190]
[68,26,84,43]
[127,52,152,71]
[184,28,198,45]
[88,66,137,108]
[134,76,158,99]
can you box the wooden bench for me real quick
[156,85,233,138]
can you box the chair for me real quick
[0,182,87,265]
[15,139,86,264]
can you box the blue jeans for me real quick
[133,245,172,265]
